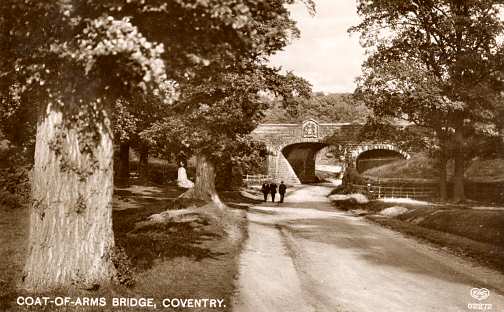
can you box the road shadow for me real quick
[280,217,503,293]
[113,182,186,210]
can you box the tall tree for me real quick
[112,98,138,179]
[2,0,314,290]
[141,0,314,205]
[1,2,176,290]
[112,97,158,180]
[351,0,504,202]
[144,70,311,206]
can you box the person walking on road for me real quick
[261,183,269,202]
[269,181,278,202]
[279,181,287,203]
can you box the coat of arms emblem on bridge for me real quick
[302,119,319,138]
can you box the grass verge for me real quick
[0,185,248,312]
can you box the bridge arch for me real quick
[264,138,330,185]
[350,144,410,173]
[251,121,410,184]
[281,142,329,184]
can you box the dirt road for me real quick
[232,185,504,312]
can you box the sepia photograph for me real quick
[1,0,504,311]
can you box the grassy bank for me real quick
[0,204,29,303]
[363,153,504,182]
[0,184,248,312]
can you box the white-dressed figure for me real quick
[177,162,194,188]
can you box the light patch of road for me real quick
[232,185,504,312]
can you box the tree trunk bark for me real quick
[118,142,130,179]
[182,154,224,208]
[138,144,149,180]
[438,156,448,202]
[453,128,465,202]
[22,103,116,291]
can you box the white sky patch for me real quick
[269,0,365,93]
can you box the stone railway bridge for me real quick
[251,119,409,185]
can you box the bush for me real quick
[344,166,366,184]
[111,246,135,287]
[0,191,22,209]
[0,166,30,208]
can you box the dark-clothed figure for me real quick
[269,182,278,202]
[261,183,269,202]
[279,181,287,203]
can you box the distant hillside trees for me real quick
[262,93,369,124]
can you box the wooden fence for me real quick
[125,159,178,181]
[350,183,438,200]
[243,174,272,186]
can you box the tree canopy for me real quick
[139,1,314,201]
[0,0,316,290]
[351,0,504,201]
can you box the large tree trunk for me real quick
[438,156,448,202]
[453,128,465,202]
[22,103,115,291]
[118,141,130,179]
[182,154,224,208]
[138,144,149,180]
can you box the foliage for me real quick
[351,0,504,199]
[143,72,308,162]
[262,93,369,123]
[226,137,267,175]
[351,0,504,141]
[215,136,267,188]
[140,0,314,181]
[111,246,135,287]
[357,118,434,153]
[341,165,367,193]
[0,166,31,208]
[112,98,140,143]
[3,0,317,152]
[0,140,32,208]
[0,0,317,199]
[0,1,182,172]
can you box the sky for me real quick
[268,1,365,94]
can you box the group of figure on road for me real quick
[261,181,287,203]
